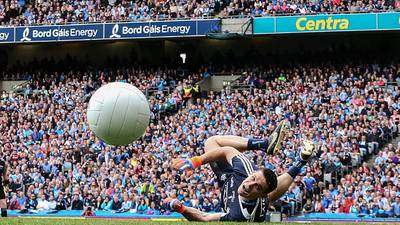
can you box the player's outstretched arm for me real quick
[267,173,294,203]
[164,198,222,221]
[268,140,314,203]
[180,206,223,221]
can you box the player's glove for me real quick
[163,198,186,213]
[172,156,202,171]
[300,140,315,162]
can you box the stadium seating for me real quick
[1,61,400,219]
[0,0,399,26]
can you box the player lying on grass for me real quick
[164,121,314,222]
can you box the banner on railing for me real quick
[254,12,400,34]
[105,21,198,39]
[0,19,220,44]
[0,27,14,43]
[378,12,400,30]
[15,24,103,42]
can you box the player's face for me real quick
[238,170,268,199]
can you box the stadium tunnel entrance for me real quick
[0,31,399,73]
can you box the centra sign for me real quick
[295,17,349,31]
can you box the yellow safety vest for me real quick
[193,84,199,93]
[183,87,192,98]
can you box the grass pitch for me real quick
[0,218,396,225]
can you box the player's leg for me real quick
[204,135,248,152]
[205,120,286,155]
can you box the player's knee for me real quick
[205,135,221,152]
[1,208,7,217]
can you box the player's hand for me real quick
[172,158,194,171]
[172,156,202,171]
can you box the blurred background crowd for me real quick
[0,0,399,26]
[1,59,400,218]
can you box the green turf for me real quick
[0,218,395,225]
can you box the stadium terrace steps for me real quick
[366,130,400,166]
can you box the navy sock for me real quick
[247,138,268,150]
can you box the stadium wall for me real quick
[253,12,400,34]
[1,30,399,70]
[198,75,241,92]
[0,19,221,44]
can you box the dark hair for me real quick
[262,168,277,194]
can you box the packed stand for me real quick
[238,63,400,217]
[0,0,399,26]
[0,66,208,214]
[1,62,400,218]
[297,145,400,217]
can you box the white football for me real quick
[87,82,150,146]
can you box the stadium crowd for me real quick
[0,0,399,26]
[1,62,400,218]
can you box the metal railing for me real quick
[6,80,176,99]
[144,85,177,97]
[228,79,399,92]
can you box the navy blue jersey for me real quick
[215,154,269,222]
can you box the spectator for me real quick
[36,194,50,211]
[100,196,110,210]
[393,196,400,218]
[200,198,212,212]
[140,179,155,196]
[303,172,316,199]
[71,194,84,210]
[120,194,132,212]
[55,194,68,210]
[211,199,221,212]
[303,199,314,213]
[107,194,122,211]
[48,195,57,210]
[8,193,21,210]
[137,199,148,213]
[25,193,38,210]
